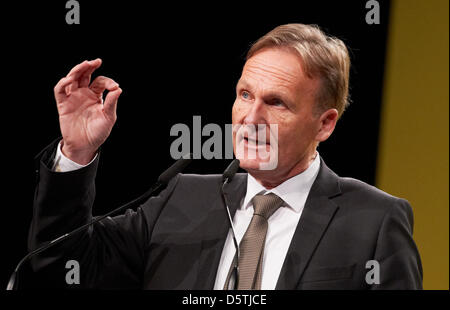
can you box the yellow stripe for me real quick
[377,0,449,289]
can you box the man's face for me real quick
[232,47,322,180]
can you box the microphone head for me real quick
[158,154,193,185]
[222,159,241,183]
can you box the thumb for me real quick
[103,88,122,121]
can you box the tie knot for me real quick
[252,193,284,220]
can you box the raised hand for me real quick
[54,59,122,164]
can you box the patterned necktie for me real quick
[224,193,284,290]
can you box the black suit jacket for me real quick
[28,138,423,289]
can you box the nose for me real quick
[243,99,267,126]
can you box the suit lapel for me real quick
[276,157,341,289]
[195,173,247,289]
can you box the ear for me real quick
[316,108,339,142]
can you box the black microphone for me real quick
[222,158,240,184]
[221,159,240,290]
[158,153,192,184]
[6,155,192,290]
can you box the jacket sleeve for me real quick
[27,138,179,289]
[371,198,423,289]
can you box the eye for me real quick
[241,90,250,100]
[269,98,285,107]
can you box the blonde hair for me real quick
[247,24,351,118]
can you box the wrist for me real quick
[61,142,97,165]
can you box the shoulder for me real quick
[333,174,413,223]
[317,165,415,237]
[175,172,247,188]
[318,158,410,211]
[317,157,412,220]
[165,172,247,200]
[177,173,223,184]
[339,176,402,203]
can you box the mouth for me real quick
[243,135,270,145]
[235,124,273,147]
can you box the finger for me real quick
[103,88,122,121]
[79,58,102,88]
[67,60,91,80]
[67,60,97,92]
[54,76,75,102]
[89,76,119,94]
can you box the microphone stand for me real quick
[221,159,241,290]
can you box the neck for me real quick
[249,150,318,189]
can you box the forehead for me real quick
[239,47,309,92]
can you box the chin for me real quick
[237,155,280,173]
[238,158,264,172]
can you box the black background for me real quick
[1,0,391,288]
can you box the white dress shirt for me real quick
[213,153,321,290]
[53,140,321,290]
[52,140,97,172]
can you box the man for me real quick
[29,24,422,289]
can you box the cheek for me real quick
[231,101,241,148]
[232,100,246,124]
[276,118,309,154]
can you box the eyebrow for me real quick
[236,79,251,91]
[237,78,294,104]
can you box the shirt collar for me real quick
[243,152,321,213]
